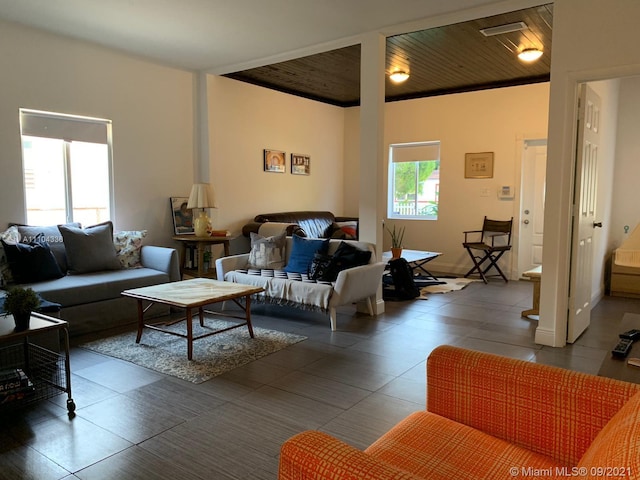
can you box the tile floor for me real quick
[1,279,640,479]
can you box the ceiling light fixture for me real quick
[389,70,409,83]
[518,48,543,62]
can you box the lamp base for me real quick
[193,211,211,237]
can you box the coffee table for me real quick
[122,278,264,360]
[382,249,443,283]
[597,313,640,384]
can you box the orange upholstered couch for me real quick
[279,345,640,480]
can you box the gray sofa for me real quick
[1,222,180,336]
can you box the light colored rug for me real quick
[79,319,306,384]
[419,277,480,297]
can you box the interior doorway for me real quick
[518,139,547,278]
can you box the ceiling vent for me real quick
[480,21,528,36]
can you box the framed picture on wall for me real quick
[465,152,494,178]
[291,153,310,175]
[264,149,286,173]
[170,197,194,235]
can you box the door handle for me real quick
[593,222,603,228]
[523,220,530,225]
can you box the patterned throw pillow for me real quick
[113,230,148,268]
[327,221,358,240]
[247,232,286,270]
[0,226,21,287]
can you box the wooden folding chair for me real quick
[462,217,513,283]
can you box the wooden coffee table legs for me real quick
[134,294,255,361]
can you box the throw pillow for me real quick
[247,232,286,270]
[1,234,64,284]
[0,226,21,286]
[17,223,81,273]
[308,251,333,280]
[59,221,122,274]
[325,221,358,240]
[113,230,148,268]
[320,241,372,282]
[284,235,330,274]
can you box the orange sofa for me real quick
[279,345,640,480]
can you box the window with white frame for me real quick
[20,109,114,226]
[388,141,440,220]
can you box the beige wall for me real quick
[207,75,346,236]
[0,20,194,246]
[344,83,550,275]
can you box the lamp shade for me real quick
[186,183,215,209]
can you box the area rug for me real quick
[419,277,479,297]
[79,319,307,384]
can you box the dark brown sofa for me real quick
[242,211,359,239]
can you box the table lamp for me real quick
[187,183,215,236]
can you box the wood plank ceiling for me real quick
[224,4,552,107]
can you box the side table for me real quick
[0,312,75,414]
[173,234,232,278]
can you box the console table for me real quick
[173,234,232,278]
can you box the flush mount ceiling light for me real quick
[518,48,543,62]
[389,70,409,83]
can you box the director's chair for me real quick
[462,217,513,283]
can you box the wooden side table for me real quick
[172,235,231,278]
[521,265,542,318]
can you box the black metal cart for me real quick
[0,312,75,414]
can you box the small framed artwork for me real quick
[264,149,286,173]
[291,153,310,175]
[465,152,494,178]
[170,197,194,235]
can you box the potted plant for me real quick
[386,224,406,259]
[3,286,40,331]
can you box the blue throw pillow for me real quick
[284,235,330,274]
[1,234,64,284]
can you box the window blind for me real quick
[391,143,440,163]
[20,109,110,144]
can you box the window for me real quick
[388,142,440,220]
[20,109,113,226]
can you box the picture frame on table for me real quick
[264,149,286,173]
[464,152,494,178]
[291,153,310,175]
[170,197,194,235]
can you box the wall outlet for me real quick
[480,188,491,197]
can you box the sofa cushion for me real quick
[1,235,64,284]
[17,223,81,273]
[20,268,169,307]
[247,232,286,270]
[284,235,329,274]
[114,230,148,268]
[59,222,121,274]
[577,390,640,473]
[225,269,333,310]
[0,226,21,286]
[365,411,565,480]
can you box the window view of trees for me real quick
[389,142,440,220]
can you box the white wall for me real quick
[539,0,640,346]
[344,83,550,275]
[207,75,346,236]
[612,76,640,248]
[587,80,620,301]
[0,20,194,246]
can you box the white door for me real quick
[567,84,601,343]
[518,140,547,277]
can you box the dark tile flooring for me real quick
[2,280,640,479]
